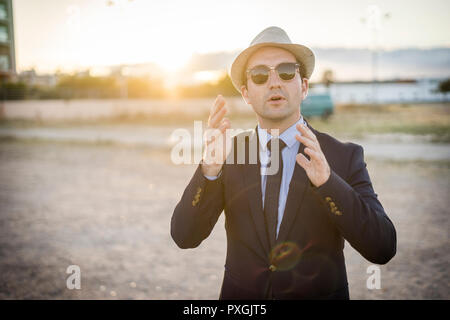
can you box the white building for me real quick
[312,79,450,104]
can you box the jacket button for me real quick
[269,265,277,272]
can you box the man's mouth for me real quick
[267,94,286,102]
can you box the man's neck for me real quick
[258,114,301,136]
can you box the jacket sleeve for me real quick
[311,145,397,264]
[171,164,225,249]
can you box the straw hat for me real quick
[229,26,315,92]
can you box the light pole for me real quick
[361,5,390,106]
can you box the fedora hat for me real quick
[229,26,315,92]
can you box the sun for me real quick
[153,50,191,73]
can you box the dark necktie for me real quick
[264,138,286,249]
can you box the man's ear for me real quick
[241,85,250,105]
[301,78,309,100]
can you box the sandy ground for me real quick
[0,139,449,300]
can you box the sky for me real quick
[13,0,450,78]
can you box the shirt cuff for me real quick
[203,170,222,181]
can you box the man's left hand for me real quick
[295,123,330,188]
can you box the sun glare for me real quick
[193,70,225,84]
[154,51,191,73]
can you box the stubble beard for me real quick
[255,99,300,126]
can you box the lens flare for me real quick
[269,241,302,271]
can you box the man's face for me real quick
[241,46,308,124]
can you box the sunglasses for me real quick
[246,62,300,85]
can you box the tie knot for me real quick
[267,138,286,153]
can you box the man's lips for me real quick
[267,94,286,102]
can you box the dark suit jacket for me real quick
[171,121,396,300]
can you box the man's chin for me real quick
[261,108,291,120]
[260,113,291,123]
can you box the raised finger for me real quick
[296,123,317,142]
[295,134,318,151]
[219,117,231,134]
[304,147,321,161]
[208,95,226,124]
[296,153,310,169]
[205,117,230,147]
[209,104,228,128]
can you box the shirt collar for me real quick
[258,116,306,151]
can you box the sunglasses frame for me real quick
[246,62,300,85]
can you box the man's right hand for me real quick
[201,95,232,177]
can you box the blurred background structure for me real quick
[0,0,449,300]
[0,0,15,81]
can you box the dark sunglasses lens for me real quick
[250,66,269,84]
[277,63,297,80]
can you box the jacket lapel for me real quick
[276,120,314,245]
[240,121,318,255]
[275,144,310,245]
[241,128,271,257]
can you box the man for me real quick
[171,26,396,299]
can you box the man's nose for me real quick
[267,69,282,88]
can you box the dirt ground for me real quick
[0,139,448,300]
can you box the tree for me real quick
[175,73,240,98]
[321,69,335,88]
[56,75,120,98]
[0,82,27,100]
[438,78,450,93]
[127,77,166,98]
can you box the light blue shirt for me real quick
[204,116,307,238]
[258,116,306,237]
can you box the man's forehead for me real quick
[247,46,297,67]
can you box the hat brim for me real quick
[229,42,315,92]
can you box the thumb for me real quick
[296,153,310,169]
